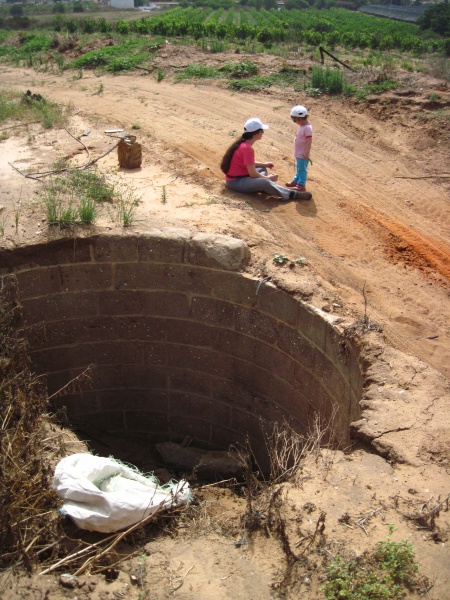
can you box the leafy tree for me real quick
[418,2,450,37]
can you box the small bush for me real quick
[222,60,258,78]
[175,64,219,80]
[310,65,349,95]
[323,528,422,600]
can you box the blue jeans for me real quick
[294,158,309,186]
[225,168,293,200]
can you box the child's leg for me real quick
[296,158,308,185]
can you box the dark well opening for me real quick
[0,231,363,470]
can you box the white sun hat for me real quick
[244,118,269,133]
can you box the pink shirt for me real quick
[225,141,255,181]
[294,123,313,158]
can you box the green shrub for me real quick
[323,529,421,600]
[221,60,258,78]
[310,65,349,95]
[175,64,219,80]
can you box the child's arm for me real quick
[302,136,312,160]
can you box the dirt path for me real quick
[1,64,449,378]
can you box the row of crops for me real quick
[49,7,445,53]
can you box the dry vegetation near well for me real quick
[0,276,66,572]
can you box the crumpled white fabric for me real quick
[52,453,191,533]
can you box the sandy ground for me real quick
[0,48,449,599]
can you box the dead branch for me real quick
[297,512,326,557]
[354,507,383,536]
[47,364,93,401]
[403,494,449,530]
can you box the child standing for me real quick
[286,105,312,192]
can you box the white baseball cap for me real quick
[290,105,308,118]
[244,118,269,133]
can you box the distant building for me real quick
[110,0,134,8]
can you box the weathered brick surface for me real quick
[125,411,169,434]
[169,370,213,397]
[0,232,363,454]
[256,284,300,327]
[170,392,231,427]
[16,267,62,299]
[191,296,235,327]
[165,320,214,347]
[22,293,99,324]
[138,229,191,263]
[211,272,257,306]
[0,239,91,271]
[60,264,113,292]
[169,415,212,445]
[211,329,256,361]
[235,306,279,344]
[93,341,144,366]
[93,236,140,263]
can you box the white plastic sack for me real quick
[52,453,191,533]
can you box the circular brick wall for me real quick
[0,230,363,459]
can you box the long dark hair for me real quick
[220,130,261,174]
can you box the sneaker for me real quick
[285,180,297,188]
[293,190,312,201]
[296,184,306,191]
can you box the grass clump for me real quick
[354,76,400,100]
[221,60,258,78]
[0,90,67,129]
[309,66,352,95]
[228,74,274,92]
[40,169,113,227]
[71,39,155,73]
[175,64,220,81]
[323,527,423,600]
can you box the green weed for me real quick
[323,527,423,600]
[428,91,441,102]
[309,66,351,95]
[354,77,400,101]
[157,67,165,82]
[208,39,227,53]
[273,253,289,265]
[175,64,219,81]
[221,61,258,78]
[161,185,167,204]
[39,169,113,227]
[228,75,273,92]
[77,196,97,224]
